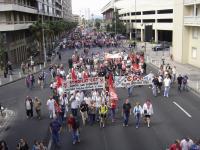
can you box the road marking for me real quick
[47,138,52,150]
[173,101,192,118]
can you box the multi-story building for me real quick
[101,0,114,25]
[0,0,72,65]
[173,0,200,68]
[102,0,174,42]
[73,14,81,25]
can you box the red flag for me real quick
[54,101,61,113]
[71,68,77,81]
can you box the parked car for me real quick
[152,41,171,51]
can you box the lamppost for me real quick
[129,0,132,41]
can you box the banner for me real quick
[63,77,105,91]
[114,74,152,88]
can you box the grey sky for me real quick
[72,0,110,18]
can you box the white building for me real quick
[102,0,174,42]
[173,0,200,68]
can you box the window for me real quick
[192,47,197,59]
[157,9,173,14]
[192,27,198,39]
[143,11,155,15]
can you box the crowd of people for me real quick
[0,27,197,150]
[151,64,189,98]
[169,137,200,150]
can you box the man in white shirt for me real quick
[46,96,55,119]
[180,137,193,150]
[71,100,79,117]
[163,75,171,98]
[172,66,176,83]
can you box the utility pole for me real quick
[134,0,137,51]
[129,0,132,41]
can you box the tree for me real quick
[95,19,102,30]
[106,10,126,35]
[0,32,6,69]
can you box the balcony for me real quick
[184,16,200,26]
[0,1,37,14]
[0,21,36,31]
[184,0,200,5]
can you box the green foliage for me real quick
[106,10,126,35]
[0,33,5,67]
[95,19,102,30]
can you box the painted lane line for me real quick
[173,101,192,118]
[47,138,52,150]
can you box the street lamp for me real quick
[129,0,132,41]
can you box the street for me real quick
[0,47,200,150]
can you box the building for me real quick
[73,14,81,25]
[101,0,114,25]
[173,0,200,68]
[0,0,72,64]
[101,0,173,42]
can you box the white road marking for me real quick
[47,138,52,150]
[173,101,192,118]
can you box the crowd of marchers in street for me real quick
[0,27,199,150]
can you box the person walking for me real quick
[182,75,189,91]
[25,96,33,118]
[46,96,55,119]
[163,75,171,98]
[80,100,88,126]
[133,102,143,128]
[0,140,8,150]
[152,76,159,97]
[49,118,62,147]
[16,138,29,150]
[21,62,26,75]
[71,100,79,117]
[34,97,42,119]
[180,137,194,150]
[122,99,131,127]
[169,139,181,150]
[110,99,117,122]
[99,102,108,128]
[143,99,154,128]
[67,114,80,145]
[88,101,96,126]
[177,74,183,92]
[172,66,176,83]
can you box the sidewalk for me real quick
[143,42,200,94]
[0,46,60,87]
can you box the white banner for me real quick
[63,77,105,91]
[114,74,152,88]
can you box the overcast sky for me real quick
[72,0,110,18]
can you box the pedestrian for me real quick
[190,139,200,150]
[182,75,189,91]
[110,99,117,122]
[99,102,108,128]
[38,73,44,89]
[49,118,62,147]
[16,138,29,150]
[32,140,40,150]
[133,102,143,128]
[0,140,8,150]
[80,100,88,126]
[169,139,181,150]
[21,62,26,75]
[25,96,33,118]
[172,66,176,83]
[71,100,79,117]
[25,75,31,89]
[60,92,69,122]
[88,101,96,126]
[34,97,42,119]
[46,96,56,119]
[67,114,80,145]
[143,99,154,128]
[39,141,47,150]
[152,76,159,97]
[122,99,131,127]
[177,74,183,92]
[180,137,194,150]
[163,74,171,98]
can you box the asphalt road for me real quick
[0,47,200,150]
